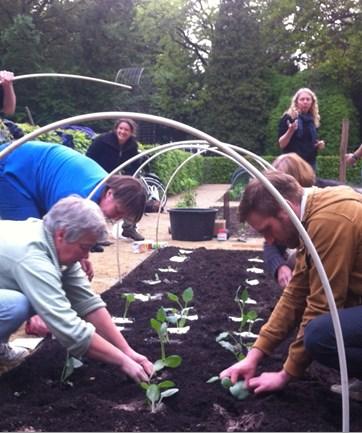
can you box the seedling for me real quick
[216,287,262,361]
[60,351,83,385]
[121,292,135,319]
[140,379,179,413]
[176,179,198,208]
[207,376,249,400]
[165,287,194,328]
[150,307,182,371]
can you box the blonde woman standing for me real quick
[278,88,325,171]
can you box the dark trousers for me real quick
[122,220,136,231]
[304,305,362,379]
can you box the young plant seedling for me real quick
[150,307,182,371]
[207,376,249,400]
[121,292,135,319]
[216,287,262,361]
[140,379,179,413]
[60,351,83,385]
[165,287,194,328]
[176,179,198,208]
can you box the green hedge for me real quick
[151,151,361,194]
[150,149,204,195]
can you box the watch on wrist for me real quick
[352,153,359,162]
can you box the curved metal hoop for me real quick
[13,73,132,90]
[0,111,350,432]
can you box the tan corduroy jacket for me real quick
[254,185,362,377]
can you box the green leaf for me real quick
[178,317,187,328]
[139,382,149,391]
[241,289,249,302]
[123,293,135,302]
[221,377,232,389]
[167,292,179,302]
[163,355,182,368]
[156,307,167,322]
[246,310,257,321]
[146,384,160,403]
[160,388,179,398]
[229,381,250,400]
[160,322,168,338]
[182,287,194,303]
[154,359,165,371]
[158,380,175,389]
[206,376,220,383]
[150,318,161,332]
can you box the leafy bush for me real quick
[17,123,92,154]
[202,157,238,183]
[150,149,203,195]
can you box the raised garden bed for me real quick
[0,247,360,432]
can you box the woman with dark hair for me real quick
[0,140,146,224]
[87,118,145,241]
[278,88,325,171]
[0,140,147,337]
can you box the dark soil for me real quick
[0,247,360,432]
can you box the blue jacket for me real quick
[0,141,107,220]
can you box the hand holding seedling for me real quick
[119,353,152,383]
[124,348,154,377]
[219,347,264,385]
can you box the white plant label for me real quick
[248,257,264,263]
[178,249,192,254]
[246,266,264,274]
[167,326,190,334]
[233,331,259,339]
[170,256,188,263]
[158,267,178,273]
[141,279,162,285]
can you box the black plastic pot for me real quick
[168,208,218,241]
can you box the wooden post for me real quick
[339,119,349,182]
[223,191,230,230]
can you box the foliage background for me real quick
[1,0,361,181]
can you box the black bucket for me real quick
[168,208,218,241]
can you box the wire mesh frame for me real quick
[114,67,144,87]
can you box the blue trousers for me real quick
[304,306,362,379]
[0,290,34,342]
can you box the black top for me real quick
[278,114,318,166]
[86,131,141,175]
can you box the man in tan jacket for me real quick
[220,171,362,395]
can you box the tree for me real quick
[201,0,269,153]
